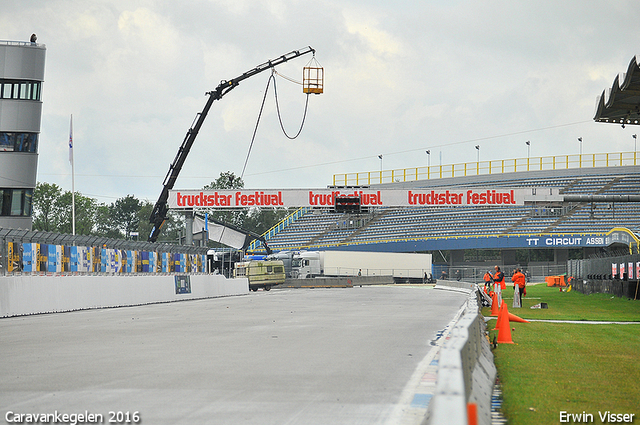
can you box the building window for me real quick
[0,188,33,217]
[0,132,38,152]
[0,79,42,101]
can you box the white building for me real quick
[0,38,46,229]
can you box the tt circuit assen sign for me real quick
[167,188,554,209]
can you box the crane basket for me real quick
[303,56,323,94]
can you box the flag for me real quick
[68,114,73,165]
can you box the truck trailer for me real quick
[291,251,432,283]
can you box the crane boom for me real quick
[148,46,315,242]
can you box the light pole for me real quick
[426,150,431,167]
[475,145,480,163]
[578,137,582,155]
[526,140,531,159]
[633,134,637,152]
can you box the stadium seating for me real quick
[263,167,640,251]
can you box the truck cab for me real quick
[291,251,323,279]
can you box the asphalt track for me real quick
[0,285,467,425]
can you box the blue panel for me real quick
[322,233,608,253]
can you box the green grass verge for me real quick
[484,284,640,424]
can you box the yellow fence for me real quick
[332,151,640,186]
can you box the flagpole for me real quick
[70,114,75,235]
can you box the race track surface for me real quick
[0,285,467,425]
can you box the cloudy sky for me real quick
[3,0,639,205]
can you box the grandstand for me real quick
[252,152,640,271]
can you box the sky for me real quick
[3,0,640,205]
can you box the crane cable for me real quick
[273,72,310,140]
[241,70,310,179]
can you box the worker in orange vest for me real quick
[493,265,505,305]
[483,270,493,293]
[511,268,526,307]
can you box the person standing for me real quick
[483,270,493,293]
[493,266,505,306]
[511,268,526,307]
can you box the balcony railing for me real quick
[333,151,640,186]
[0,40,45,48]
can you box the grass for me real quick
[484,284,640,425]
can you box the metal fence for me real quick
[567,255,640,298]
[0,227,210,275]
[333,151,640,186]
[434,263,567,284]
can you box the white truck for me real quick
[291,250,432,283]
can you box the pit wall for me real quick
[426,281,496,425]
[0,274,248,318]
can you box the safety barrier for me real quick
[0,274,248,317]
[426,283,496,425]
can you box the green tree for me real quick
[202,171,247,228]
[136,201,184,243]
[244,207,292,235]
[136,201,154,242]
[161,211,185,243]
[111,195,142,238]
[94,204,121,239]
[55,191,98,235]
[32,182,63,231]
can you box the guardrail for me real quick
[0,40,45,48]
[333,151,639,186]
[427,283,496,425]
[247,207,310,252]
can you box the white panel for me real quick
[0,275,248,317]
[0,44,46,80]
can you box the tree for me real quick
[111,195,142,238]
[33,183,97,234]
[244,207,292,235]
[202,171,247,228]
[55,191,98,235]
[32,182,62,231]
[136,202,154,242]
[94,203,121,239]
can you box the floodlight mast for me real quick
[148,46,316,242]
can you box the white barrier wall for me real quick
[427,283,496,425]
[0,274,248,317]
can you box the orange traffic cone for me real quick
[467,403,478,425]
[497,301,515,344]
[490,291,499,316]
[493,299,505,330]
[508,312,530,323]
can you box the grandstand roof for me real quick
[594,55,640,126]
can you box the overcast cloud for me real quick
[3,0,639,204]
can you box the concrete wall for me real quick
[0,274,248,317]
[427,281,496,425]
[280,275,394,288]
